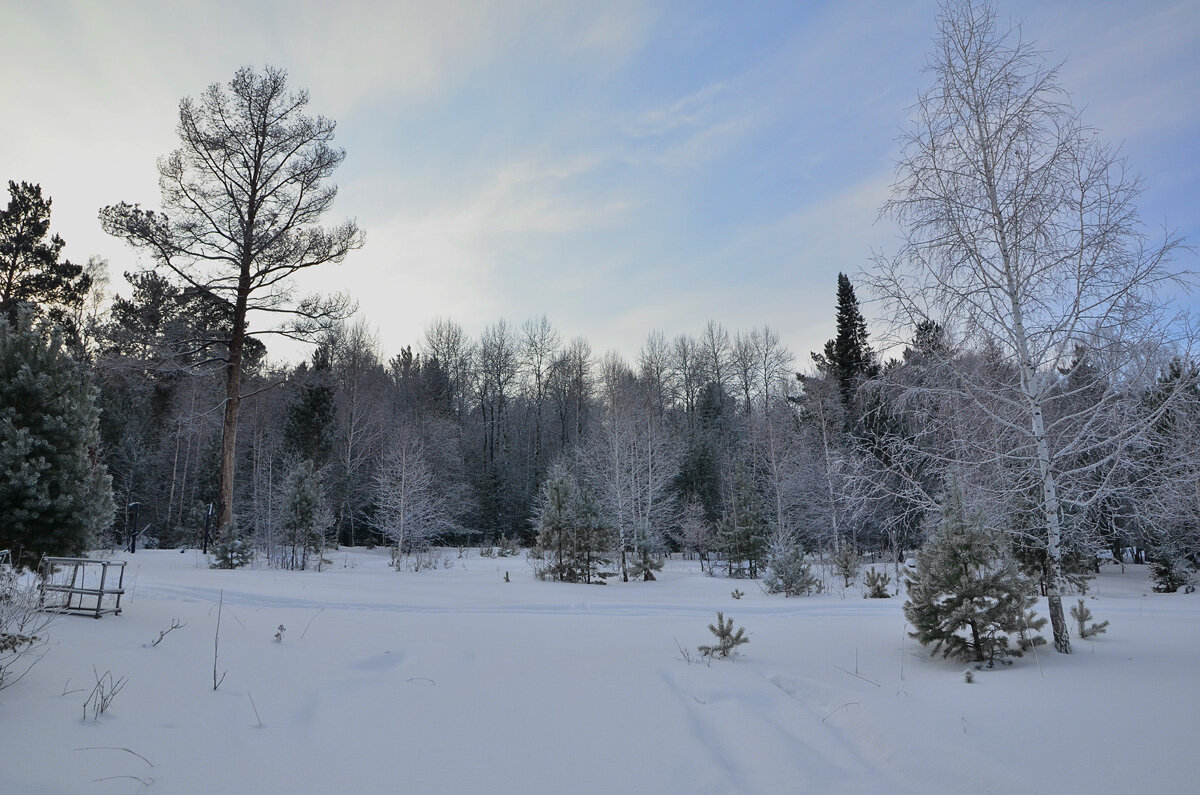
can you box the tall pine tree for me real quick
[0,311,114,568]
[0,181,91,337]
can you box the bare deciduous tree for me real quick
[372,435,456,563]
[872,1,1185,653]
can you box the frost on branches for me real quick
[532,463,615,584]
[0,310,113,568]
[904,486,1046,668]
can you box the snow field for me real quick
[2,549,1196,794]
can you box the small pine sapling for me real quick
[903,486,1047,667]
[763,543,820,597]
[1149,554,1193,593]
[863,568,891,598]
[1017,609,1048,655]
[833,546,860,587]
[211,525,253,569]
[698,611,749,659]
[730,589,744,600]
[1070,600,1109,639]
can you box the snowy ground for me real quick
[2,549,1196,794]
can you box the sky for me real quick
[1,0,1197,367]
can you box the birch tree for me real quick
[329,321,388,546]
[583,353,679,581]
[422,317,474,419]
[519,315,561,484]
[872,1,1185,653]
[372,436,455,563]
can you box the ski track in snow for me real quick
[135,580,907,619]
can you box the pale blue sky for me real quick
[2,0,1196,364]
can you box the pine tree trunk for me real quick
[216,267,250,540]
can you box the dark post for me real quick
[127,502,141,553]
[202,503,214,554]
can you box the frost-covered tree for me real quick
[583,353,678,581]
[672,498,717,566]
[1149,554,1193,594]
[532,462,614,584]
[763,530,819,597]
[0,312,113,568]
[862,567,891,598]
[327,321,389,546]
[904,486,1046,667]
[211,521,254,569]
[792,370,869,555]
[372,436,455,564]
[698,612,749,659]
[1,558,55,690]
[873,1,1185,653]
[279,460,331,570]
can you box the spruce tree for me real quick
[812,273,876,412]
[0,311,114,568]
[284,348,336,468]
[904,486,1047,667]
